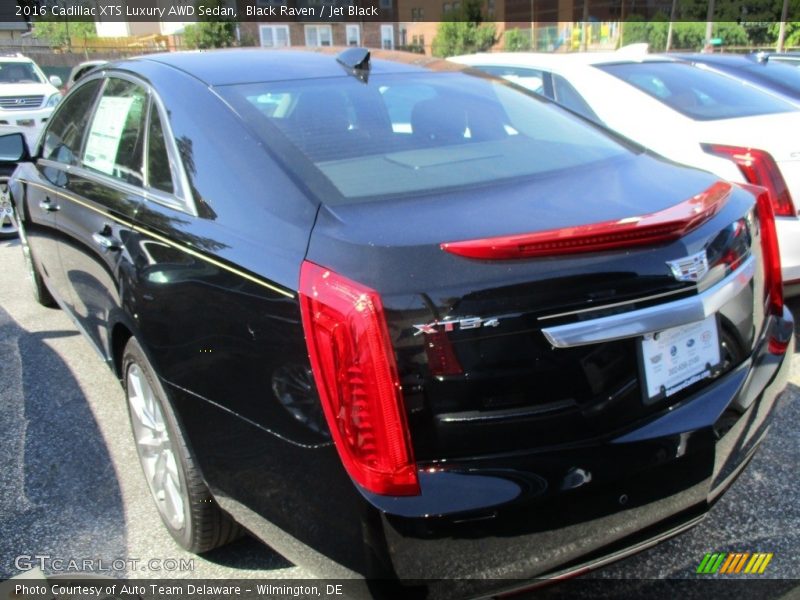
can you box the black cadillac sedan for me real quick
[0,48,794,595]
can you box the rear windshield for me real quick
[218,72,629,203]
[740,61,800,96]
[598,61,795,121]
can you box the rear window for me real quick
[598,61,795,121]
[218,72,629,202]
[740,62,800,96]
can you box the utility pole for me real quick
[777,0,789,52]
[581,0,589,52]
[666,0,677,51]
[704,0,714,52]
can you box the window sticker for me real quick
[83,96,135,175]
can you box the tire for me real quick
[0,179,18,240]
[122,337,241,553]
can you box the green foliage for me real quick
[769,21,800,47]
[431,0,496,57]
[622,18,749,51]
[33,20,96,46]
[504,28,532,51]
[183,0,236,49]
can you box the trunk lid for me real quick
[305,154,765,461]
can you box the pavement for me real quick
[0,236,798,584]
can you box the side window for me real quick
[42,79,102,166]
[146,104,175,195]
[82,78,148,187]
[552,74,600,123]
[479,65,545,95]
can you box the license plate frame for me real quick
[638,314,722,404]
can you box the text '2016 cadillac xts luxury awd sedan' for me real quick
[0,48,794,596]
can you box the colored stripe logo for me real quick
[696,552,773,574]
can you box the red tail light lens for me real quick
[703,144,796,217]
[299,261,420,496]
[441,181,731,260]
[747,184,784,317]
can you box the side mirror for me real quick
[0,132,30,164]
[49,75,63,88]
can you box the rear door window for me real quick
[146,104,175,195]
[82,78,148,186]
[42,79,102,165]
[552,74,600,122]
[473,65,546,95]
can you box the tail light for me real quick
[741,183,786,354]
[441,181,731,260]
[299,261,419,496]
[703,144,796,217]
[747,185,784,317]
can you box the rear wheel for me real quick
[123,337,241,552]
[0,179,17,239]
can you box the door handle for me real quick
[92,230,121,251]
[38,196,60,212]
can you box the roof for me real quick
[0,54,36,63]
[669,53,757,65]
[128,48,458,86]
[451,50,674,70]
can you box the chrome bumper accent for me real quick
[542,255,756,348]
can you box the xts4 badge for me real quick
[413,316,501,335]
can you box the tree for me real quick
[622,18,748,51]
[33,21,96,47]
[183,0,236,49]
[504,28,532,51]
[431,0,496,57]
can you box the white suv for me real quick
[0,54,62,149]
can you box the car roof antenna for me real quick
[337,48,370,83]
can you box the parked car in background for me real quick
[0,48,793,594]
[0,54,61,149]
[65,60,107,92]
[759,52,800,67]
[450,52,800,295]
[670,52,800,105]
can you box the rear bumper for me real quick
[361,308,794,586]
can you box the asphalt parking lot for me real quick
[1,235,798,584]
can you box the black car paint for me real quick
[5,50,794,592]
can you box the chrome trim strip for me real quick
[20,179,295,299]
[538,286,690,321]
[541,255,756,348]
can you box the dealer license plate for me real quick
[640,315,721,402]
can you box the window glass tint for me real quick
[220,72,628,202]
[598,61,795,121]
[42,79,102,165]
[146,105,174,194]
[552,74,600,122]
[82,78,147,186]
